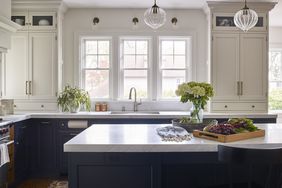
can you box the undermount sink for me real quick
[110,111,160,115]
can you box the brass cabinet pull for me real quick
[237,81,240,96]
[25,81,29,95]
[240,81,243,96]
[29,81,32,95]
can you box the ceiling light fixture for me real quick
[234,0,258,32]
[144,0,166,29]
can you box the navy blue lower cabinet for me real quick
[57,130,80,175]
[68,153,161,188]
[14,120,30,184]
[36,119,57,177]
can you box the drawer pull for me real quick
[61,123,65,127]
[41,122,50,125]
[69,133,78,136]
[252,105,255,108]
[224,105,228,108]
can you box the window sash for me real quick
[81,37,112,99]
[158,38,190,99]
[119,38,151,99]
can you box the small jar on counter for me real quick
[95,103,101,112]
[101,103,108,112]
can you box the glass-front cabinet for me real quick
[212,13,267,31]
[11,12,56,30]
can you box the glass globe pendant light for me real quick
[234,0,258,32]
[144,0,166,29]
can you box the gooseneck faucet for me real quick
[129,87,142,112]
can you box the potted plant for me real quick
[57,85,91,113]
[174,82,214,131]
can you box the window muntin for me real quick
[269,49,282,110]
[159,38,190,99]
[120,38,150,99]
[81,38,111,99]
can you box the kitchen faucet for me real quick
[129,87,142,112]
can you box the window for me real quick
[159,38,191,99]
[269,49,282,110]
[81,38,111,99]
[120,38,150,99]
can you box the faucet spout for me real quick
[129,87,141,112]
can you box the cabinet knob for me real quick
[41,105,44,108]
[252,105,255,108]
[224,105,228,108]
[61,123,65,127]
[14,105,17,108]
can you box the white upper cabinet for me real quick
[4,33,29,99]
[239,34,267,101]
[208,1,275,112]
[3,32,57,100]
[11,11,57,31]
[212,33,240,101]
[29,32,57,100]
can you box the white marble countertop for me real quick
[64,123,282,153]
[0,112,277,127]
[1,111,277,119]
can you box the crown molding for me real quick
[12,0,68,12]
[207,1,277,13]
[0,15,22,33]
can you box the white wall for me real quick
[269,27,282,48]
[62,8,208,111]
[0,0,11,18]
[63,8,208,86]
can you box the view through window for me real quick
[82,38,111,98]
[120,39,149,99]
[159,38,190,99]
[269,49,282,110]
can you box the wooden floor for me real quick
[17,179,54,188]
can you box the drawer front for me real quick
[14,102,57,111]
[211,102,267,112]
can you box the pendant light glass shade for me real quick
[234,0,258,32]
[144,0,166,29]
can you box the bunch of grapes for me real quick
[208,123,236,135]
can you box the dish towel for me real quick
[0,143,10,168]
[156,126,193,142]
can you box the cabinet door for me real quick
[11,12,29,30]
[58,130,79,175]
[212,33,240,101]
[14,121,29,182]
[4,33,29,99]
[29,33,57,100]
[38,120,56,174]
[29,12,57,30]
[239,34,267,101]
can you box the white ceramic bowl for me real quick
[15,18,24,25]
[38,19,50,26]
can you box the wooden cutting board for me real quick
[193,129,265,143]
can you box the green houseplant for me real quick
[57,85,91,113]
[175,82,214,124]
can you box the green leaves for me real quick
[57,85,91,112]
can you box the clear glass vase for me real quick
[190,103,204,123]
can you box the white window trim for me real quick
[79,36,113,100]
[74,31,195,106]
[157,36,192,100]
[119,36,153,100]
